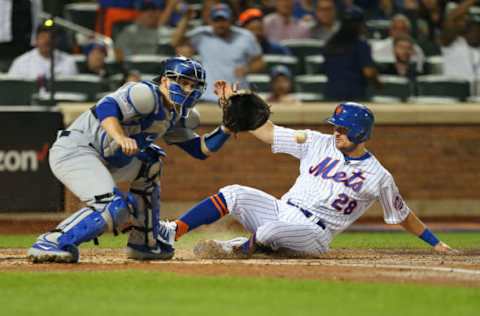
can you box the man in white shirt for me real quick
[8,23,77,79]
[372,14,425,73]
[441,0,480,95]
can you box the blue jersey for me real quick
[68,81,199,168]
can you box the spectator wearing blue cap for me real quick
[267,65,300,104]
[79,43,109,76]
[172,3,265,102]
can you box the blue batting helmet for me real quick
[155,56,206,118]
[326,102,375,144]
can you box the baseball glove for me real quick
[220,91,271,133]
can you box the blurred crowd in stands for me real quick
[1,0,480,105]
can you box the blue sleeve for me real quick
[174,137,208,160]
[94,97,124,122]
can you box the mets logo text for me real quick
[308,157,366,192]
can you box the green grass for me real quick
[1,231,478,250]
[1,232,479,316]
[0,271,479,316]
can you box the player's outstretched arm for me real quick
[250,120,274,144]
[400,212,458,254]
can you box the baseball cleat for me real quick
[126,240,174,260]
[193,236,256,259]
[158,220,177,247]
[27,234,79,263]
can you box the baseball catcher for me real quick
[28,57,234,263]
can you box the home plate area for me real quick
[1,247,479,287]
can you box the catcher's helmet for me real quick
[153,56,206,118]
[326,102,374,144]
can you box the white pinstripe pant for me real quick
[220,185,333,256]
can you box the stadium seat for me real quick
[370,75,411,102]
[416,75,470,101]
[280,39,325,74]
[64,2,98,31]
[157,38,176,55]
[424,56,443,75]
[125,55,170,74]
[294,75,327,94]
[0,75,37,105]
[305,55,325,74]
[408,96,459,104]
[32,91,89,105]
[73,55,87,72]
[111,21,133,41]
[246,74,271,93]
[374,59,395,74]
[365,20,390,40]
[293,92,324,102]
[0,58,13,73]
[263,55,299,75]
[52,74,106,102]
[74,55,124,76]
[105,59,125,75]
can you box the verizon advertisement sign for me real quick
[0,111,64,212]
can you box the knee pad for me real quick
[89,188,136,234]
[105,189,137,234]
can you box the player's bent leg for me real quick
[159,184,280,251]
[27,189,134,263]
[159,192,229,244]
[256,221,330,257]
[219,185,280,232]
[125,146,173,260]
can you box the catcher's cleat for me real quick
[126,240,174,260]
[158,220,177,247]
[27,234,79,263]
[193,235,258,259]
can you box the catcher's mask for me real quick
[153,56,206,118]
[326,102,374,144]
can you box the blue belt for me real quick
[287,201,326,230]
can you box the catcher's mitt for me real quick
[220,91,271,133]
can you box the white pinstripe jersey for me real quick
[272,126,411,234]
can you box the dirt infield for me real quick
[1,247,479,287]
[1,217,479,287]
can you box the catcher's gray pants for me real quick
[49,131,160,247]
[220,185,333,256]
